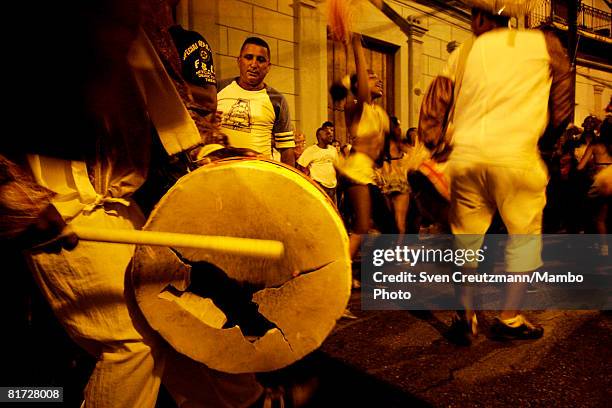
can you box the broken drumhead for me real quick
[132,158,351,373]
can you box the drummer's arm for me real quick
[271,91,295,167]
[0,154,77,251]
[279,147,296,167]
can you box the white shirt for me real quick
[217,80,294,158]
[448,29,553,165]
[297,145,339,188]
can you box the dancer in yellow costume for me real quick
[331,33,389,258]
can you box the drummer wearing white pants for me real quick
[28,199,163,408]
[32,208,261,408]
[9,91,263,408]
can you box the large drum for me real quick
[132,158,351,373]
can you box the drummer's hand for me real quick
[18,204,79,253]
[210,147,259,160]
[195,146,259,165]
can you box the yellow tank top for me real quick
[353,103,389,161]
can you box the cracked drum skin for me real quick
[132,158,351,373]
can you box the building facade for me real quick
[528,0,612,125]
[183,0,611,145]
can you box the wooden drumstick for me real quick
[34,226,284,259]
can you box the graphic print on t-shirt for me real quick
[216,79,294,158]
[223,99,252,133]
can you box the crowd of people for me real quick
[544,113,612,252]
[2,0,610,406]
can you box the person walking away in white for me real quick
[419,0,572,344]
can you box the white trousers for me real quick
[28,202,262,408]
[449,159,548,272]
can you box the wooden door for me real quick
[327,33,397,145]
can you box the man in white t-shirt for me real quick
[297,127,339,203]
[217,37,295,166]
